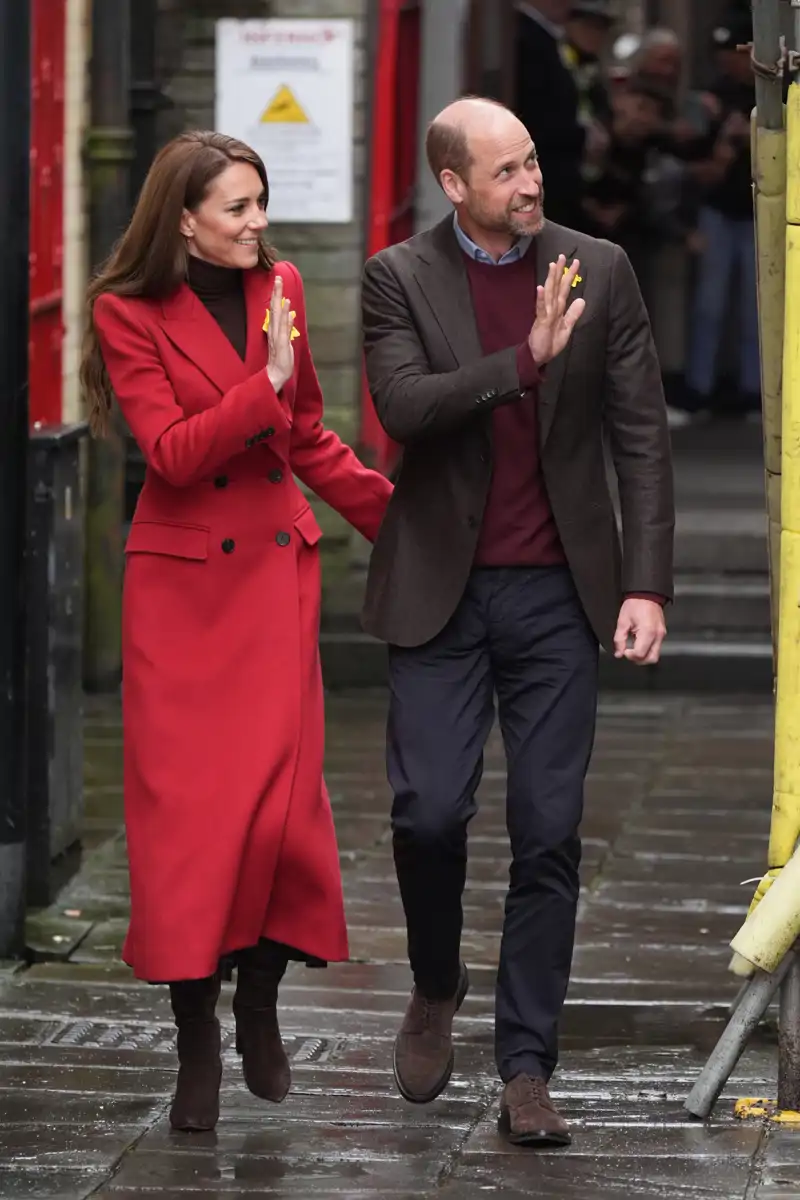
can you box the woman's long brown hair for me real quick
[80,130,276,436]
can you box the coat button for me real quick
[222,538,235,554]
[214,475,228,488]
[276,531,291,547]
[264,427,275,438]
[268,469,284,484]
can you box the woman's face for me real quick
[181,161,268,269]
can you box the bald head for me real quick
[424,96,544,253]
[426,97,527,186]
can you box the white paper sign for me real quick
[215,18,354,224]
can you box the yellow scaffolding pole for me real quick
[684,0,791,1118]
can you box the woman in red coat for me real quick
[80,130,392,1132]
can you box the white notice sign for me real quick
[215,18,354,224]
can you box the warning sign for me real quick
[216,18,354,223]
[260,84,309,125]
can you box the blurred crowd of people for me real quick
[514,1,758,425]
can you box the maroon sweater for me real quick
[464,251,566,567]
[463,247,665,607]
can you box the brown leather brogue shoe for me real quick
[393,962,469,1104]
[498,1074,571,1147]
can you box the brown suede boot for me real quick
[393,962,469,1104]
[233,940,291,1103]
[168,974,222,1132]
[498,1074,571,1147]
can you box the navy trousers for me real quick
[388,567,599,1083]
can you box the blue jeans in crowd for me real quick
[685,206,760,408]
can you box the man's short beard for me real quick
[508,213,538,236]
[465,194,545,237]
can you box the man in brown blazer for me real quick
[360,97,674,1147]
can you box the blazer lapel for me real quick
[412,218,483,367]
[412,218,581,448]
[160,282,250,397]
[536,222,579,448]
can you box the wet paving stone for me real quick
[465,1117,762,1157]
[450,1155,754,1198]
[218,1089,486,1127]
[765,1131,800,1166]
[1,1169,113,1199]
[0,692,790,1198]
[69,919,129,964]
[101,1145,451,1192]
[24,913,94,962]
[1,1093,161,1126]
[0,1124,142,1167]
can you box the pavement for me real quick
[3,689,799,1198]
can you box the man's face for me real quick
[567,14,614,59]
[445,130,545,239]
[640,43,681,86]
[612,89,662,144]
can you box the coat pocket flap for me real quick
[125,521,209,560]
[293,506,323,547]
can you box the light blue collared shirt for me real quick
[453,215,533,266]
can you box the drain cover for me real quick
[47,1022,178,1051]
[45,1021,346,1062]
[46,1020,195,1053]
[289,1036,345,1064]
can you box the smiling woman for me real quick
[180,159,269,270]
[79,130,393,1134]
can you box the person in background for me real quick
[514,1,585,228]
[581,73,672,279]
[633,27,682,96]
[679,11,759,419]
[633,27,723,150]
[563,0,617,132]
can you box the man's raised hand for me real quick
[528,255,585,365]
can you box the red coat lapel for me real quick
[158,268,273,396]
[244,266,272,374]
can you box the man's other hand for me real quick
[613,597,666,666]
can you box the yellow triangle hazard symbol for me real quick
[260,85,310,124]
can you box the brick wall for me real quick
[154,0,372,603]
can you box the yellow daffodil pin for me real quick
[262,301,300,339]
[563,266,583,288]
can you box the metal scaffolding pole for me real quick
[685,952,795,1119]
[0,0,30,956]
[754,0,786,128]
[778,0,800,1118]
[83,0,134,692]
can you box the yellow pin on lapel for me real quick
[564,266,583,288]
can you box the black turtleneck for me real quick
[186,255,247,361]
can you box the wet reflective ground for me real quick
[1,692,798,1198]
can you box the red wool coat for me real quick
[93,261,393,983]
